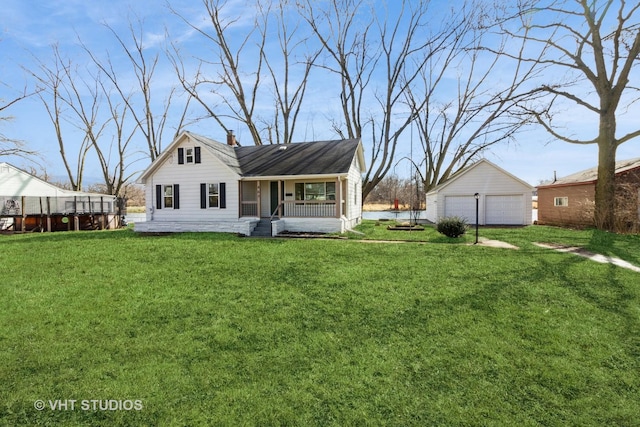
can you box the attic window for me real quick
[278,146,287,151]
[178,147,201,164]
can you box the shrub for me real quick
[436,216,468,238]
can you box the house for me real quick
[537,157,640,229]
[0,162,120,232]
[135,131,366,235]
[425,159,533,225]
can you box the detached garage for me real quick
[425,159,533,225]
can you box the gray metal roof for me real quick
[538,157,640,187]
[234,139,360,177]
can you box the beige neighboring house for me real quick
[425,159,534,225]
[537,157,640,229]
[0,162,119,232]
[136,131,366,236]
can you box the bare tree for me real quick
[83,18,190,161]
[28,46,137,194]
[1,89,39,159]
[405,2,546,192]
[504,0,640,231]
[170,0,320,145]
[298,0,469,200]
[28,46,92,191]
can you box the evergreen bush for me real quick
[436,216,468,238]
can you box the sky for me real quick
[1,0,639,188]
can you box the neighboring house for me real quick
[0,162,119,232]
[425,159,533,225]
[537,157,640,229]
[136,131,366,235]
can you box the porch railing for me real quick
[283,200,336,218]
[241,201,258,217]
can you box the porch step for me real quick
[251,219,272,237]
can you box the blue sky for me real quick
[1,0,639,187]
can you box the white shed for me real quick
[425,159,533,225]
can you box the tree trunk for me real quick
[594,111,617,231]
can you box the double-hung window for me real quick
[155,184,180,209]
[164,185,174,208]
[208,183,219,207]
[200,182,226,209]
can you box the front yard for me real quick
[1,224,638,425]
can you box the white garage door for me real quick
[444,196,477,224]
[486,195,524,225]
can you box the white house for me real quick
[425,159,533,225]
[136,131,366,235]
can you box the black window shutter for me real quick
[220,182,226,209]
[173,184,180,209]
[200,183,207,209]
[156,185,162,210]
[195,147,201,164]
[178,148,184,164]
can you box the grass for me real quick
[1,224,639,425]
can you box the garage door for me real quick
[486,195,524,225]
[444,196,477,224]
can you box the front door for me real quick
[270,181,279,218]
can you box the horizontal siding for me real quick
[346,158,363,222]
[430,162,532,225]
[443,162,532,195]
[148,138,241,222]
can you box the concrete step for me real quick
[251,219,272,237]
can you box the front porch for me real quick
[239,179,348,220]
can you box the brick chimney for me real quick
[227,130,237,147]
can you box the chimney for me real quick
[227,130,237,147]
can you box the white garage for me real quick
[425,159,533,225]
[444,195,476,223]
[485,195,525,225]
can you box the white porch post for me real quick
[336,177,341,218]
[257,181,261,217]
[238,181,242,217]
[278,180,283,217]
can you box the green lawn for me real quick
[1,224,639,426]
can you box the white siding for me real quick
[427,160,533,225]
[345,155,363,224]
[425,193,438,223]
[146,137,241,223]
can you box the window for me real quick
[208,183,219,207]
[200,182,226,209]
[554,197,568,207]
[295,182,336,201]
[156,184,179,209]
[178,147,201,164]
[164,185,174,208]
